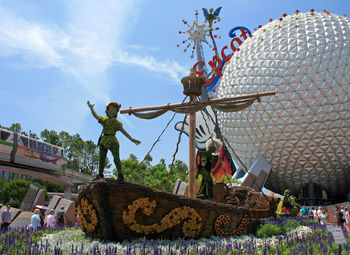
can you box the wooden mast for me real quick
[188,94,197,198]
[181,70,204,198]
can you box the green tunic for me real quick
[97,115,123,175]
[98,115,122,149]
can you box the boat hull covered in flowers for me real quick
[77,178,252,242]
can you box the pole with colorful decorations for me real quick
[177,8,222,99]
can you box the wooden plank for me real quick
[32,189,45,207]
[47,195,61,211]
[172,179,181,194]
[178,181,188,196]
[20,184,39,212]
[241,173,255,188]
[11,211,32,228]
[252,171,267,192]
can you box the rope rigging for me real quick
[140,96,188,165]
[166,114,187,188]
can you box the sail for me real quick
[130,99,256,119]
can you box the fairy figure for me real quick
[87,101,141,180]
[202,7,222,29]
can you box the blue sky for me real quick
[1,0,349,171]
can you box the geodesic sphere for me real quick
[217,11,350,198]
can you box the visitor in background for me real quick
[1,205,12,230]
[29,209,41,229]
[301,205,309,217]
[308,207,313,218]
[344,206,350,232]
[312,207,318,221]
[75,212,80,227]
[335,206,345,227]
[317,206,323,223]
[340,205,345,216]
[56,205,66,227]
[319,209,328,225]
[46,209,56,228]
[39,209,45,228]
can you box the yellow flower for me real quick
[79,198,98,233]
[122,197,203,238]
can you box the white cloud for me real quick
[0,6,63,67]
[0,0,187,92]
[115,50,188,83]
[0,0,188,132]
[124,44,161,52]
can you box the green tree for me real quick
[167,160,188,190]
[58,131,72,151]
[115,154,188,192]
[2,123,29,136]
[28,130,39,139]
[79,140,100,175]
[67,134,84,170]
[8,123,23,133]
[145,159,169,190]
[118,154,148,185]
[1,123,39,139]
[0,177,6,196]
[40,129,61,146]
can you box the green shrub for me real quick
[0,180,49,207]
[300,219,317,226]
[281,219,301,233]
[6,200,19,208]
[256,224,283,238]
[0,177,6,204]
[1,179,29,204]
[0,177,6,189]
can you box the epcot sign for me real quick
[193,26,252,89]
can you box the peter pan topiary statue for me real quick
[87,101,141,180]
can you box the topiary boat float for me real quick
[77,178,275,242]
[78,178,268,241]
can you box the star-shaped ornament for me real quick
[187,21,207,40]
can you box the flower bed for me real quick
[0,218,348,254]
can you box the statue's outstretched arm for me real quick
[87,101,99,120]
[120,127,141,145]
